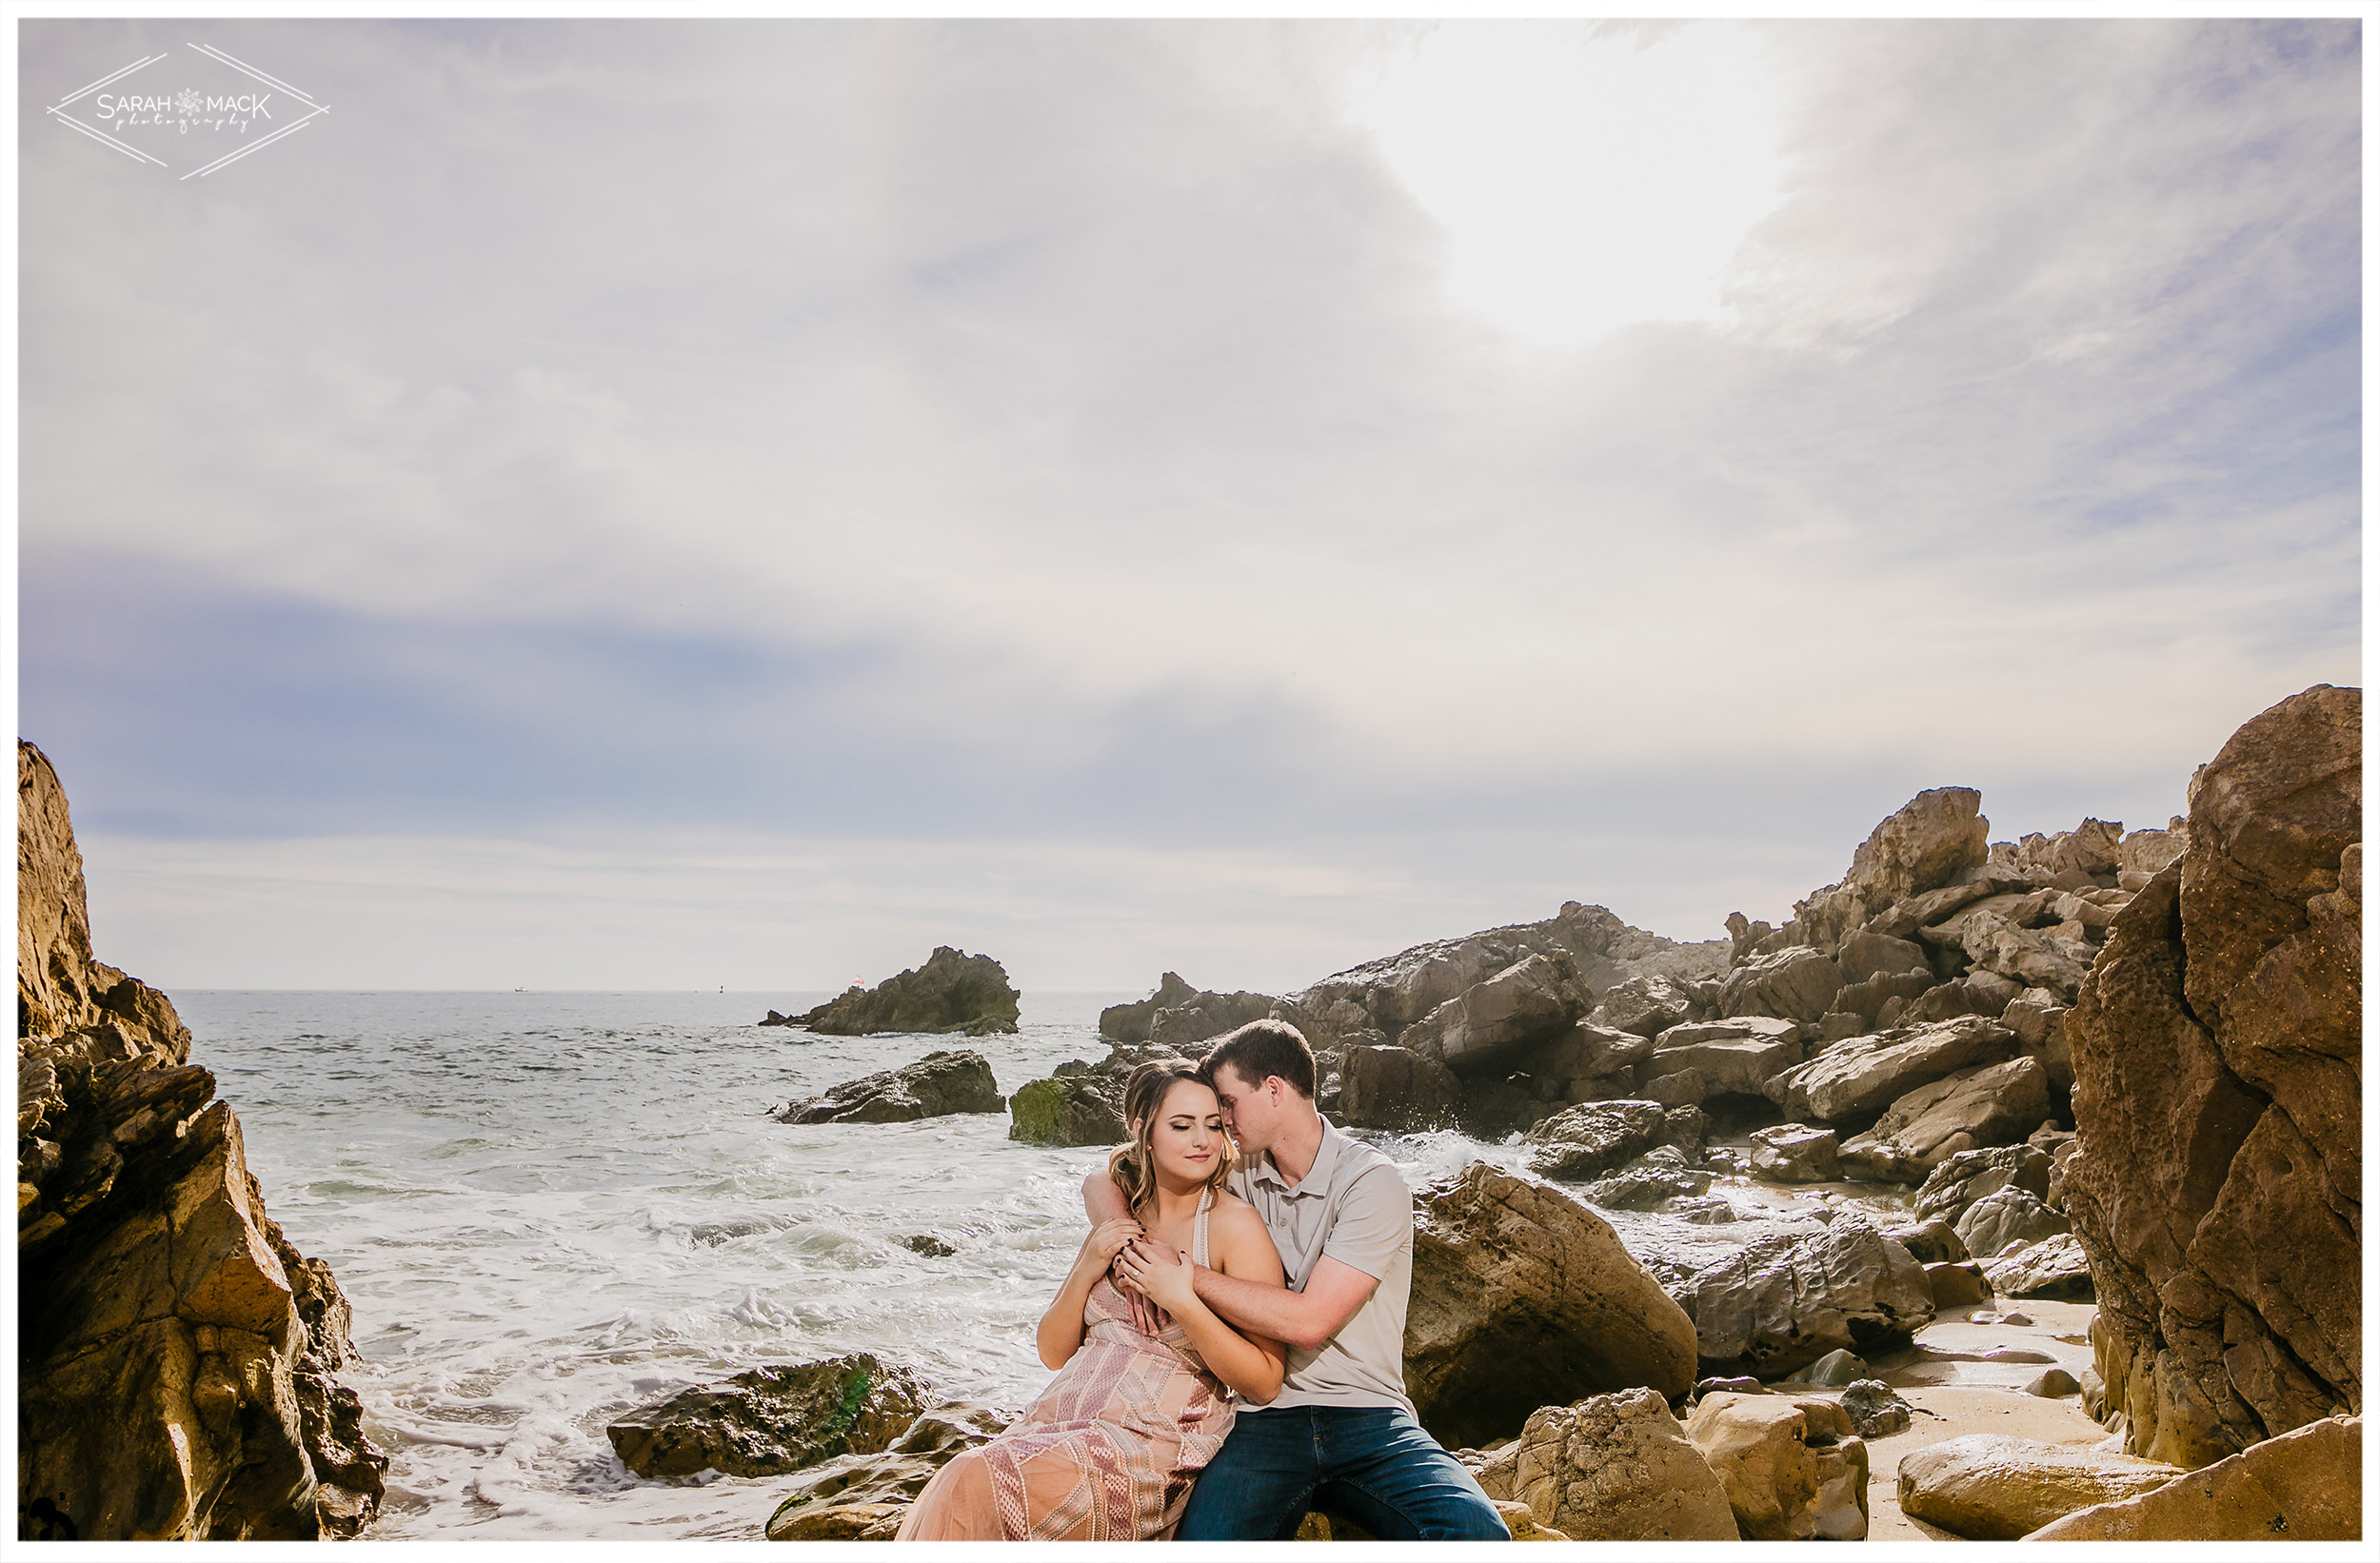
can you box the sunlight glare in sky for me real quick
[1347,21,1791,348]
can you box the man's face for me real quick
[1209,1063,1280,1155]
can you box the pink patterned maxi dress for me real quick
[896,1190,1235,1540]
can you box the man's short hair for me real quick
[1200,1018,1316,1099]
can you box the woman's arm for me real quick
[1038,1217,1142,1370]
[1123,1206,1288,1404]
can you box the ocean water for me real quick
[185,990,1580,1540]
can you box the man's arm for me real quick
[1081,1168,1133,1226]
[1192,1254,1378,1354]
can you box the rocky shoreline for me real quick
[17,741,388,1540]
[734,683,2360,1541]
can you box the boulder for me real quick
[1404,952,1592,1075]
[788,947,1021,1037]
[1648,1017,1801,1097]
[1582,1146,1711,1211]
[1098,972,1197,1044]
[1914,1143,2053,1226]
[1840,1380,1914,1438]
[16,742,385,1542]
[1927,1261,1993,1308]
[1683,1393,1824,1539]
[1959,914,2094,1001]
[1812,1437,1871,1540]
[1747,1123,1838,1183]
[1519,1099,1670,1182]
[1895,1434,2183,1539]
[1715,948,1843,1024]
[606,1355,929,1479]
[1982,1232,2094,1300]
[776,1050,1005,1124]
[1335,1043,1463,1132]
[2118,821,2189,878]
[1471,1387,1739,1540]
[1640,1067,1706,1107]
[1832,967,1935,1026]
[763,1402,1014,1540]
[1784,1348,1869,1387]
[1836,928,1930,984]
[1954,1188,2070,1262]
[2062,686,2360,1472]
[1789,1016,2015,1125]
[1406,1163,1700,1448]
[2026,1369,2082,1397]
[1836,1056,2051,1182]
[1886,1218,1967,1264]
[1679,1218,1935,1379]
[1147,987,1277,1052]
[2025,1414,2360,1541]
[1005,1075,1126,1147]
[1586,974,1702,1039]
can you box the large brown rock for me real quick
[1679,1219,1934,1378]
[2063,686,2361,1471]
[762,1401,1014,1540]
[1836,1056,2051,1182]
[606,1355,929,1479]
[1788,1016,2015,1125]
[2024,1414,2361,1540]
[1470,1387,1738,1540]
[1098,972,1197,1044]
[1336,1043,1462,1132]
[1405,1163,1699,1449]
[16,742,385,1542]
[1519,1099,1670,1182]
[1683,1393,1821,1539]
[1714,948,1843,1024]
[1895,1434,2182,1539]
[1004,1072,1126,1147]
[787,947,1021,1036]
[1647,1017,1801,1097]
[1794,787,1992,951]
[1402,951,1591,1076]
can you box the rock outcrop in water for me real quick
[775,1049,1006,1124]
[1099,973,1275,1051]
[2061,684,2361,1470]
[766,947,1021,1037]
[16,740,387,1540]
[607,1355,930,1479]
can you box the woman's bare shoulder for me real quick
[1206,1196,1283,1279]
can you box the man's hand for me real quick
[1114,1237,1197,1318]
[1082,1169,1163,1334]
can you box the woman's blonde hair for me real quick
[1105,1059,1235,1212]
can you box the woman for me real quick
[897,1060,1287,1540]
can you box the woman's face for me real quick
[1146,1078,1226,1184]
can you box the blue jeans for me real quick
[1177,1405,1510,1541]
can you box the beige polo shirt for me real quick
[1229,1117,1415,1414]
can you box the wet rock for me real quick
[1520,1099,1670,1182]
[1336,1044,1462,1132]
[1406,1162,1700,1448]
[1914,1143,2053,1227]
[1696,1375,1766,1397]
[1715,948,1843,1025]
[1840,1380,1914,1438]
[1785,1348,1869,1387]
[1146,986,1277,1052]
[1098,972,1198,1044]
[1981,1232,2094,1300]
[900,1235,956,1257]
[1471,1387,1739,1540]
[1583,1146,1710,1211]
[763,1401,1013,1540]
[1954,1187,2069,1261]
[785,947,1021,1037]
[1895,1434,2182,1539]
[1747,1123,1838,1183]
[1836,1056,2051,1183]
[776,1050,1006,1124]
[16,742,385,1542]
[2063,689,2360,1472]
[1679,1218,1934,1379]
[2026,1414,2360,1541]
[608,1355,929,1479]
[1684,1393,1824,1539]
[1005,1075,1125,1147]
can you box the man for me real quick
[1090,1019,1509,1541]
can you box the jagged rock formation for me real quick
[774,1050,1006,1124]
[2063,684,2361,1471]
[17,740,387,1540]
[1468,1387,1740,1540]
[768,948,1021,1037]
[1098,974,1274,1051]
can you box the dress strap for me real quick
[1191,1185,1214,1269]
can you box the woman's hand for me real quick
[1075,1217,1142,1278]
[1116,1237,1199,1316]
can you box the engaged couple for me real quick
[896,1019,1510,1541]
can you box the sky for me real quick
[13,16,2363,996]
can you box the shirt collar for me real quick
[1250,1114,1343,1197]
